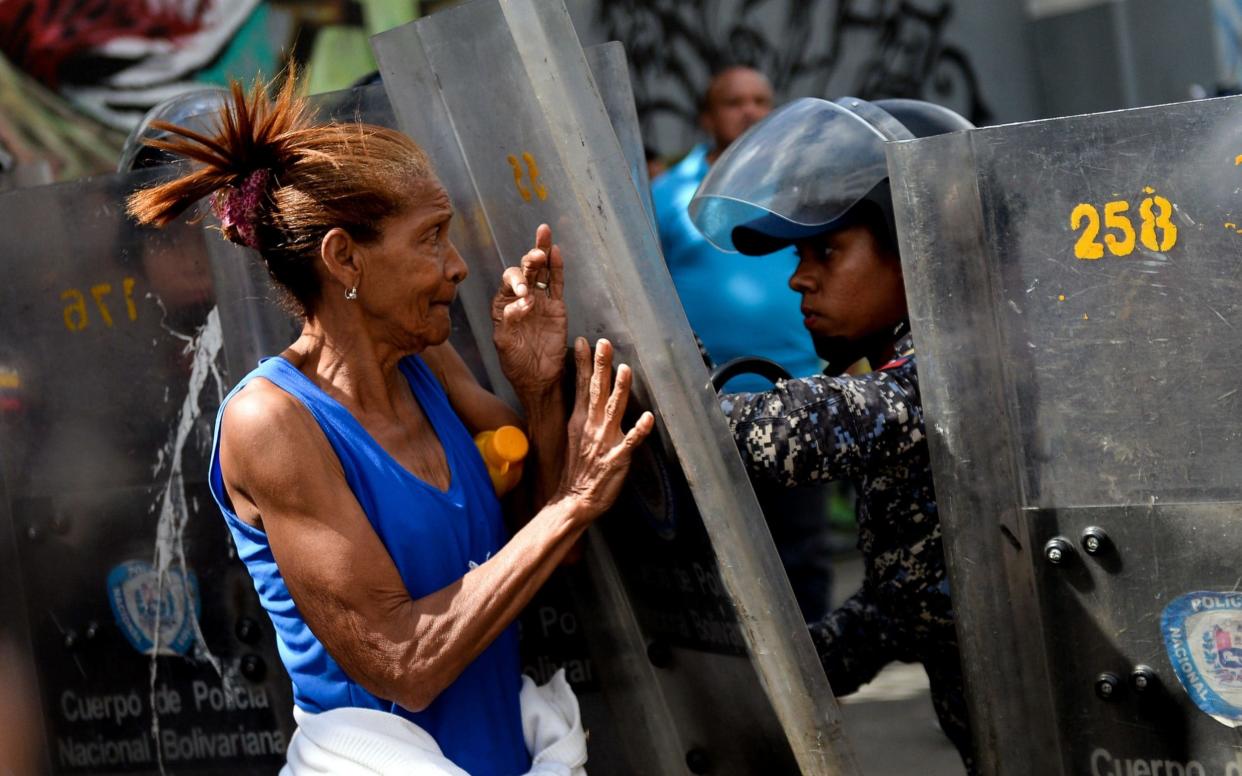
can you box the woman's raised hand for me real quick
[556,338,655,522]
[492,224,568,400]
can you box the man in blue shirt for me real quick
[654,67,832,621]
[652,66,823,392]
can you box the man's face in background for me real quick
[701,67,774,157]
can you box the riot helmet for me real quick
[118,87,229,172]
[689,96,973,256]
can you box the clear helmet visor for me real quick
[118,87,229,172]
[689,98,892,253]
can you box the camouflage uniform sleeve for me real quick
[718,358,923,488]
[693,332,715,370]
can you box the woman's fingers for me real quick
[624,412,656,450]
[573,337,591,412]
[535,224,553,258]
[522,224,553,292]
[604,363,632,428]
[534,223,565,301]
[549,243,564,300]
[503,297,534,323]
[501,266,529,299]
[501,225,562,304]
[504,247,548,300]
[588,339,612,424]
[519,248,547,286]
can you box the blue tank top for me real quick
[208,355,529,776]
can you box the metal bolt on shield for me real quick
[1081,526,1110,556]
[1131,665,1156,692]
[1095,672,1120,700]
[235,616,261,645]
[1044,537,1074,565]
[241,654,267,683]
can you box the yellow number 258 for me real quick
[1072,190,1177,260]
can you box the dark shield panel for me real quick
[373,2,858,775]
[889,95,1242,775]
[0,170,295,775]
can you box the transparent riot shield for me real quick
[373,3,858,774]
[0,171,296,774]
[889,95,1242,775]
[583,42,656,229]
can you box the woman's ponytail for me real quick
[126,72,307,244]
[125,67,434,317]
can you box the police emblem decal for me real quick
[107,560,201,657]
[1162,591,1242,726]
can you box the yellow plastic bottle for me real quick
[474,425,529,496]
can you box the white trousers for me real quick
[281,669,587,776]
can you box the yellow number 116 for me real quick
[1071,191,1177,260]
[61,277,138,332]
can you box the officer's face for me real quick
[701,68,774,152]
[791,225,907,356]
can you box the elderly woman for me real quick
[127,76,652,775]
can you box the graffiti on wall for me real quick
[597,0,992,153]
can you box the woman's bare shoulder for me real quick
[219,379,337,486]
[222,379,308,437]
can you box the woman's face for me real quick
[791,223,907,366]
[358,178,468,351]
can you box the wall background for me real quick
[0,0,1232,179]
[555,0,1225,156]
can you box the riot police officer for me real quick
[690,96,978,772]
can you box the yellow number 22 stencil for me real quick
[506,152,549,203]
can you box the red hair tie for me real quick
[213,168,271,250]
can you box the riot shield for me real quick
[373,2,857,774]
[889,95,1242,774]
[0,171,296,774]
[583,42,656,230]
